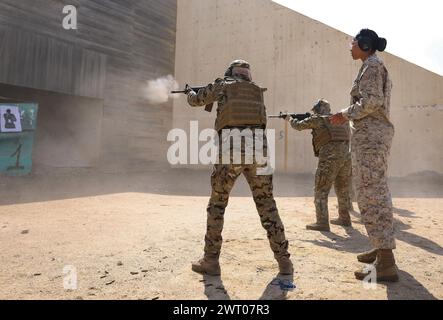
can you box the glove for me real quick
[330,113,348,125]
[184,84,193,95]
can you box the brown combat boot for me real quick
[191,257,221,276]
[312,201,330,232]
[330,217,352,227]
[355,249,399,282]
[306,222,330,232]
[276,256,294,275]
[357,248,378,263]
[330,210,352,227]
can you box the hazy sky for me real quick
[273,0,443,76]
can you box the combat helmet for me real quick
[311,99,331,115]
[225,59,252,80]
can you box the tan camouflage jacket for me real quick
[187,78,226,109]
[187,77,254,111]
[290,115,326,131]
[341,54,393,126]
[291,115,327,155]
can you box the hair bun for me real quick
[377,37,387,52]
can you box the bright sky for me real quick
[273,0,443,76]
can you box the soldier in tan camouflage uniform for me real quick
[288,99,352,232]
[331,29,398,282]
[186,60,293,276]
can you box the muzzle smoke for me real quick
[145,75,179,104]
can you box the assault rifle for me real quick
[268,112,312,121]
[170,84,205,94]
[171,85,213,112]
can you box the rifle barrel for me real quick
[171,86,205,94]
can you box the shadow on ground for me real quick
[386,270,437,300]
[200,275,231,300]
[259,274,295,300]
[302,208,443,256]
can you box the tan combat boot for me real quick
[306,222,330,232]
[330,211,352,227]
[191,257,221,276]
[330,218,352,227]
[357,248,378,263]
[310,202,330,231]
[277,256,294,275]
[355,249,399,282]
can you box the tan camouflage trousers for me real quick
[314,142,351,224]
[352,124,396,249]
[204,164,290,260]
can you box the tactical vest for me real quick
[215,81,267,131]
[312,117,350,157]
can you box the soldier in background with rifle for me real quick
[273,99,353,232]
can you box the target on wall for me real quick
[0,106,22,133]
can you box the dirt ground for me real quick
[0,167,442,300]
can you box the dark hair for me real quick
[356,29,387,52]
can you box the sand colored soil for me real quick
[1,168,442,300]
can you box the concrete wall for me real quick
[0,0,177,170]
[172,0,443,177]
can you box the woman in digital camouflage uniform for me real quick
[330,29,398,282]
